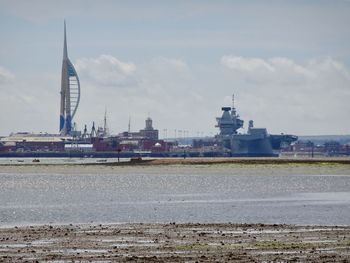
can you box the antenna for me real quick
[128,117,131,133]
[103,108,109,136]
[231,93,236,116]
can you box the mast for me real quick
[231,94,236,116]
[103,108,109,137]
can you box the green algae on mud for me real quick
[1,159,350,177]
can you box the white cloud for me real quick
[0,72,59,134]
[221,56,313,85]
[1,54,349,136]
[70,55,202,133]
[221,56,350,83]
[0,66,15,84]
[220,55,350,135]
[67,55,350,135]
[221,56,275,73]
[75,55,137,88]
[140,57,192,94]
[148,57,190,73]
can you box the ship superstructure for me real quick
[216,95,244,136]
[59,21,80,136]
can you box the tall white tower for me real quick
[59,21,80,136]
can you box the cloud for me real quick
[140,57,192,95]
[70,55,202,133]
[220,55,350,134]
[221,55,314,85]
[0,66,15,84]
[222,56,350,88]
[70,55,350,135]
[221,56,275,73]
[221,56,350,82]
[1,54,349,136]
[0,71,59,134]
[75,55,137,88]
[148,57,190,73]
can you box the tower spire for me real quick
[63,20,68,60]
[59,21,81,136]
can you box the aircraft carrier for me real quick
[216,95,298,157]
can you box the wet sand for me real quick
[0,223,349,262]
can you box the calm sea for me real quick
[1,162,350,226]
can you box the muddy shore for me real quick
[116,157,350,166]
[0,223,349,262]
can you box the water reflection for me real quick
[0,165,349,226]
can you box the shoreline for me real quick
[1,223,349,262]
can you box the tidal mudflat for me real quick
[1,223,349,262]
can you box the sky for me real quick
[0,0,350,137]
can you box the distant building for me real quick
[117,117,169,152]
[0,132,66,152]
[139,117,159,140]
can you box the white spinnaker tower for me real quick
[59,21,80,135]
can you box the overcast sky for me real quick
[0,0,350,137]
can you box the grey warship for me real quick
[216,95,297,157]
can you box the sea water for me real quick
[0,163,349,226]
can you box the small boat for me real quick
[32,159,40,163]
